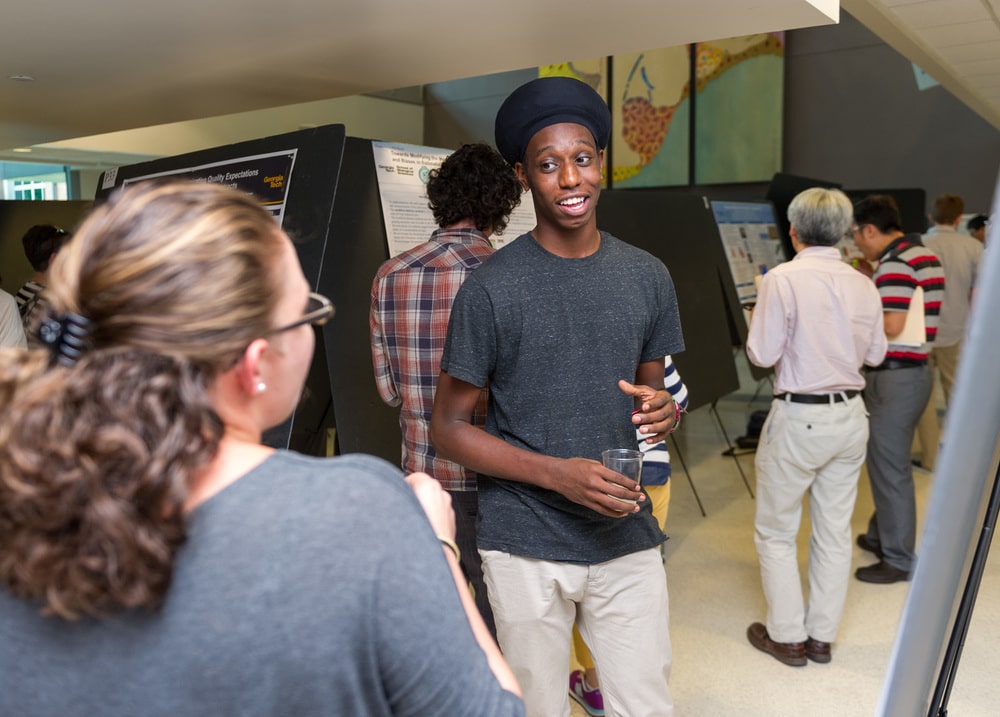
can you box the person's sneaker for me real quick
[569,669,605,716]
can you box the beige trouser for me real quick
[573,481,671,674]
[915,342,961,470]
[482,548,673,717]
[754,395,869,643]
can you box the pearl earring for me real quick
[256,382,267,394]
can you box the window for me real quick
[0,163,70,200]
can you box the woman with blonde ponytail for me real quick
[0,180,522,717]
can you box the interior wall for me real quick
[784,12,1000,212]
[424,69,536,149]
[423,12,1000,212]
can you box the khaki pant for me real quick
[754,395,869,642]
[915,342,961,470]
[482,548,673,717]
[573,481,671,674]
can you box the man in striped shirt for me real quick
[15,224,70,331]
[370,143,522,636]
[851,194,945,584]
[637,355,689,532]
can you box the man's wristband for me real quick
[668,399,684,434]
[438,536,461,564]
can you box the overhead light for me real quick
[8,74,35,82]
[12,147,33,153]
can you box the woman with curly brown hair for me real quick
[0,180,522,716]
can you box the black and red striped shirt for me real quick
[874,234,945,361]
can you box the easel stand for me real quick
[669,434,706,517]
[710,399,755,499]
[927,460,1000,717]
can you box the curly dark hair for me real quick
[21,224,71,272]
[0,180,285,619]
[426,143,522,235]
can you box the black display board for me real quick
[844,188,928,235]
[95,125,347,453]
[318,137,401,463]
[768,175,929,246]
[766,171,843,260]
[596,190,741,412]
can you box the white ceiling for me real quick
[1,1,997,170]
[844,0,1000,131]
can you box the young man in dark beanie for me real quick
[432,76,682,717]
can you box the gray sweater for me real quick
[0,451,524,717]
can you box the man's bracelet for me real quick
[668,400,684,434]
[438,536,461,564]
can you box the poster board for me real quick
[710,200,785,308]
[371,140,535,257]
[844,187,928,235]
[596,190,740,411]
[766,171,842,260]
[96,125,347,453]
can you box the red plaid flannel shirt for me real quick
[370,228,492,491]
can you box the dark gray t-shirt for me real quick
[441,232,684,562]
[0,452,524,717]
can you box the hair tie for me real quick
[35,312,92,368]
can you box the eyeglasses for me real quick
[845,224,865,239]
[267,292,335,335]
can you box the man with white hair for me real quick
[0,286,27,348]
[745,188,887,666]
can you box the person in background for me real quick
[570,356,688,715]
[371,142,522,637]
[432,76,682,717]
[966,214,988,244]
[15,224,71,329]
[0,180,524,717]
[851,194,944,585]
[744,187,886,666]
[913,194,983,471]
[0,272,27,349]
[638,356,689,532]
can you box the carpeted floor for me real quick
[568,382,999,716]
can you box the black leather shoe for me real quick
[747,622,807,666]
[856,534,883,559]
[855,560,910,584]
[805,637,831,663]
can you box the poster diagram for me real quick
[710,200,785,305]
[121,150,297,225]
[372,141,536,257]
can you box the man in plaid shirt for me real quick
[370,143,522,636]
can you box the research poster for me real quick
[710,200,785,305]
[116,150,297,225]
[372,141,536,257]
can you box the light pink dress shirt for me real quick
[746,246,887,394]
